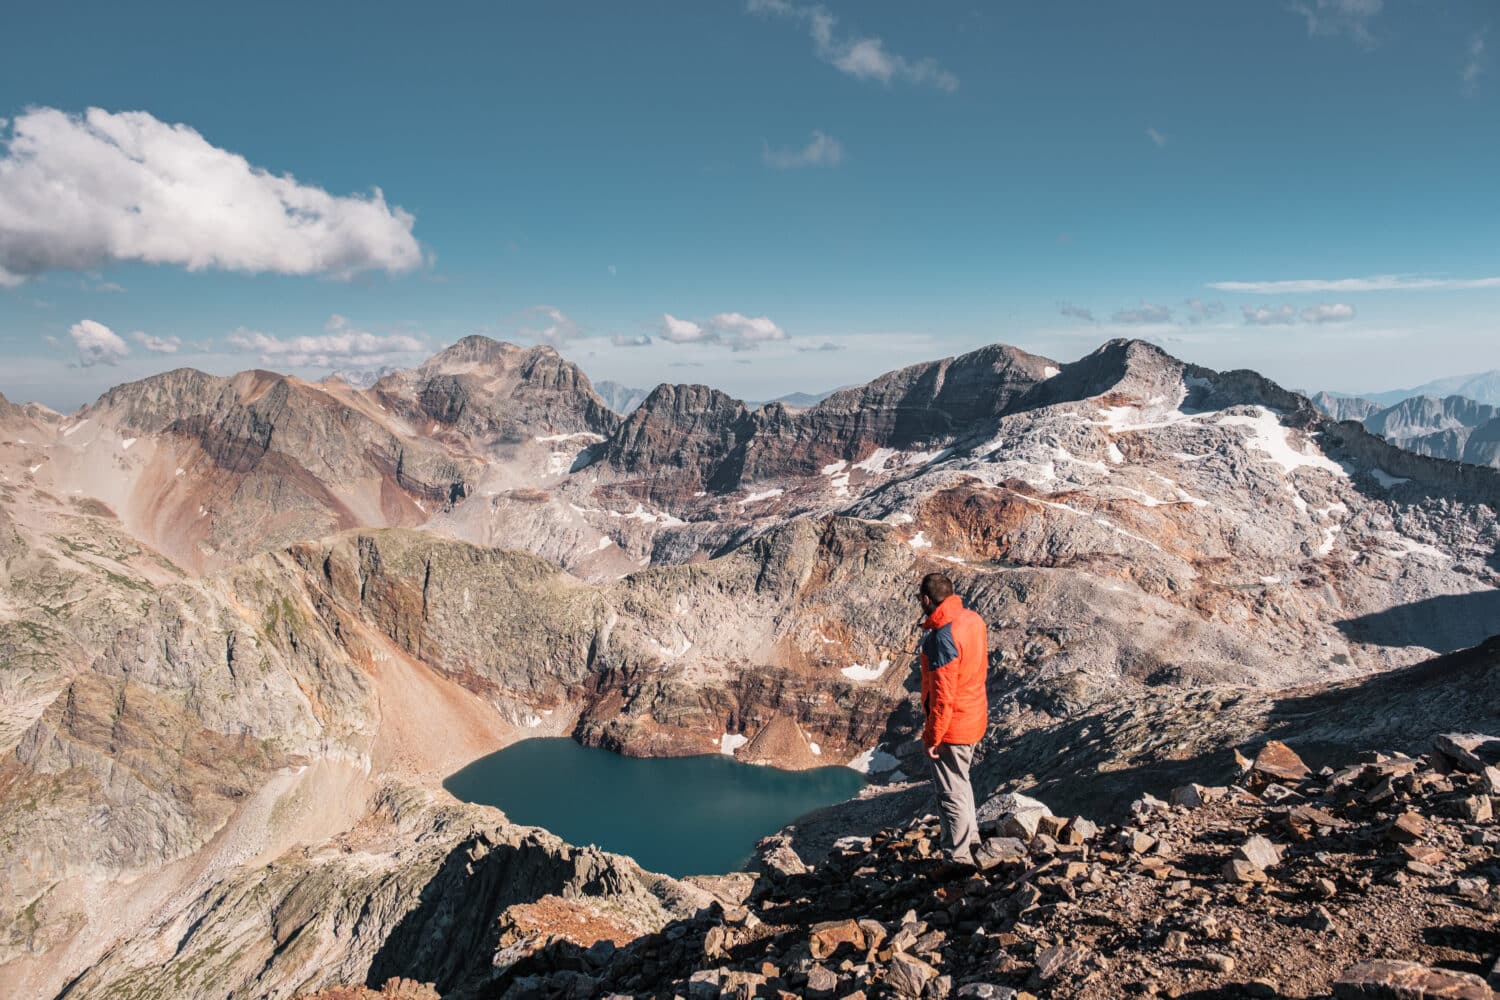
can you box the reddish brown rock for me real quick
[1388,812,1428,844]
[1333,959,1495,998]
[809,919,866,960]
[1253,740,1312,782]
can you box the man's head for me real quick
[918,572,954,615]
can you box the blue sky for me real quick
[1,0,1496,410]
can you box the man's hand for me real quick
[925,743,941,760]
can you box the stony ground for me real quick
[321,733,1500,999]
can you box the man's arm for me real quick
[922,626,959,749]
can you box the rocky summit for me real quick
[299,735,1500,998]
[1,336,1498,999]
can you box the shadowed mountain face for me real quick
[1312,391,1500,469]
[2,335,1497,998]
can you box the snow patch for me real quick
[821,460,848,476]
[720,732,748,756]
[1261,575,1282,585]
[908,531,932,550]
[534,432,605,443]
[1378,534,1452,562]
[119,437,136,450]
[853,448,897,473]
[1106,442,1126,465]
[62,419,88,437]
[28,464,41,474]
[848,745,902,774]
[841,659,890,682]
[175,467,185,477]
[1042,366,1061,380]
[739,488,784,506]
[809,743,821,756]
[886,512,915,525]
[1217,409,1347,479]
[595,537,614,550]
[1370,469,1409,489]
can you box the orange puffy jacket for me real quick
[920,594,989,748]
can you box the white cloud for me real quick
[1291,0,1382,47]
[1058,303,1096,322]
[1242,305,1298,326]
[763,130,844,169]
[1463,29,1488,96]
[747,1,958,91]
[517,305,581,345]
[660,314,707,344]
[0,107,421,287]
[796,341,845,352]
[611,334,652,347]
[132,331,182,353]
[68,319,130,367]
[227,315,426,368]
[1300,302,1356,323]
[1112,301,1173,324]
[658,311,789,350]
[1146,127,1168,147]
[1209,274,1500,293]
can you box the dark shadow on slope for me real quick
[1335,588,1500,654]
[1018,634,1500,823]
[781,634,1500,853]
[366,830,648,997]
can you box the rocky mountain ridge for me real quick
[2,334,1499,998]
[1312,392,1500,470]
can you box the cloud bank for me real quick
[227,315,425,367]
[0,107,422,287]
[659,312,789,350]
[1209,274,1500,293]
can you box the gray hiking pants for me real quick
[929,742,978,862]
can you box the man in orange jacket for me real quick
[917,572,989,865]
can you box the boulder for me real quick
[1234,835,1283,870]
[1433,733,1500,774]
[1252,741,1311,783]
[1387,812,1427,844]
[809,920,865,961]
[885,952,938,998]
[1333,959,1494,999]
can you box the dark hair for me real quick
[920,573,954,603]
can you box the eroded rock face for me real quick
[594,345,1053,506]
[375,337,619,449]
[54,787,712,1000]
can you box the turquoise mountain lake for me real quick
[444,738,868,878]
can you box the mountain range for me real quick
[1311,391,1500,469]
[2,335,1497,998]
[1319,369,1500,408]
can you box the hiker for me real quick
[917,572,989,866]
